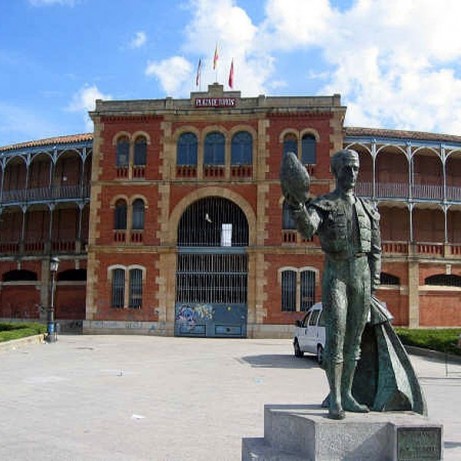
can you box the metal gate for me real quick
[175,197,248,337]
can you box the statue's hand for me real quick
[371,275,380,293]
[284,192,302,210]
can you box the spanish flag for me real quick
[213,44,219,70]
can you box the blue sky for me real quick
[2,0,461,146]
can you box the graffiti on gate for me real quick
[175,303,214,329]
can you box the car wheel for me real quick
[294,339,304,357]
[316,345,324,365]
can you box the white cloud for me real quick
[129,31,147,49]
[68,84,112,131]
[145,56,193,96]
[258,0,334,49]
[29,0,76,6]
[316,0,461,133]
[144,0,461,134]
[249,0,461,133]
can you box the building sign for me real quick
[194,97,236,108]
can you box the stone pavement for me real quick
[0,335,460,461]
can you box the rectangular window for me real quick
[204,133,225,165]
[116,142,129,167]
[281,270,296,311]
[134,140,147,166]
[129,269,143,308]
[282,202,297,230]
[300,270,316,311]
[177,133,198,166]
[221,223,232,247]
[301,136,316,164]
[112,269,125,308]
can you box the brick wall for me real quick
[419,291,461,326]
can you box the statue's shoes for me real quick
[328,408,345,420]
[328,401,345,420]
[342,395,369,413]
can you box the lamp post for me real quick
[46,257,60,343]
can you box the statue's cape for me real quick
[353,296,427,415]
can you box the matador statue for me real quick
[281,149,426,420]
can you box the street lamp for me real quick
[46,257,60,343]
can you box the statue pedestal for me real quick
[242,405,442,461]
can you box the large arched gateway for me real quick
[175,196,249,337]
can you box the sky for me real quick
[2,0,461,147]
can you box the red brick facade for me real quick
[1,86,461,335]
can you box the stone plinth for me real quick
[242,405,443,461]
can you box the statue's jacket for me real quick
[293,190,382,288]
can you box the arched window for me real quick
[281,270,297,311]
[300,270,316,311]
[204,132,225,165]
[2,270,38,282]
[380,272,400,285]
[282,200,296,230]
[114,199,127,230]
[57,269,87,282]
[132,199,145,230]
[116,136,129,167]
[177,196,249,247]
[301,134,316,164]
[177,132,198,166]
[111,268,125,308]
[129,268,143,308]
[134,136,147,166]
[231,131,252,165]
[283,134,297,155]
[425,274,461,287]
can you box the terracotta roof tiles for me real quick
[0,133,93,153]
[345,126,461,143]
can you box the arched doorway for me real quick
[175,196,249,337]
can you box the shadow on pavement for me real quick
[239,354,320,369]
[445,441,461,449]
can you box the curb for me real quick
[406,345,461,364]
[0,334,45,352]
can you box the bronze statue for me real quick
[281,149,426,419]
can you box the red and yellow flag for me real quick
[228,59,234,88]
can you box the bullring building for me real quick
[0,83,460,337]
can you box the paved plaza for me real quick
[0,335,460,460]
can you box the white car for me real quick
[293,302,325,364]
